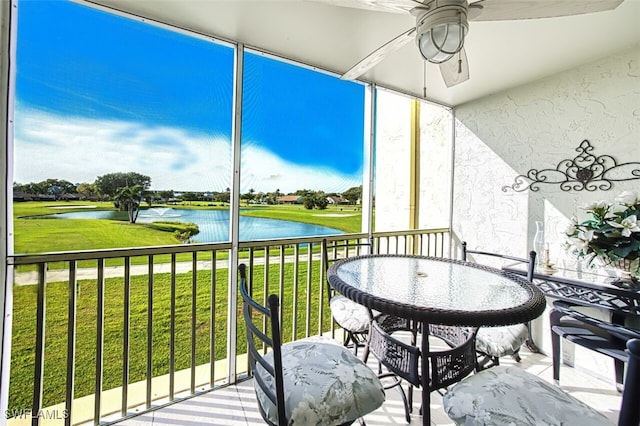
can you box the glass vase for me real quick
[533,221,545,264]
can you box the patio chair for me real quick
[550,299,640,391]
[461,241,537,369]
[322,238,376,355]
[239,263,385,426]
[367,317,478,422]
[443,338,640,426]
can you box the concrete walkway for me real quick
[13,253,322,286]
[13,260,222,285]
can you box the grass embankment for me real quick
[13,202,179,255]
[241,204,362,233]
[9,262,328,411]
[12,201,362,256]
[13,202,196,270]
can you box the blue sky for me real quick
[14,0,364,193]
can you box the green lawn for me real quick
[241,204,362,233]
[9,262,328,411]
[13,202,177,255]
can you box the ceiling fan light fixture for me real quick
[416,1,468,64]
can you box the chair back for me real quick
[619,338,640,426]
[322,238,373,302]
[428,325,479,390]
[238,263,286,426]
[368,320,421,386]
[462,241,537,281]
[368,319,477,391]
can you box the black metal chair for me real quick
[368,316,478,422]
[444,338,640,426]
[461,241,537,369]
[239,263,385,426]
[322,238,376,355]
[550,299,640,391]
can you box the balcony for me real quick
[6,228,628,425]
[7,229,460,425]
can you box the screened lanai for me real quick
[1,1,639,425]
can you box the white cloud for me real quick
[13,108,361,193]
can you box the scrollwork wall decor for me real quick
[502,140,640,192]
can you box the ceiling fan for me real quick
[315,0,624,88]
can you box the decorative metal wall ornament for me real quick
[503,140,640,192]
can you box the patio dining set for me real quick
[239,239,640,426]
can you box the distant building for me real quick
[276,195,302,204]
[326,195,348,205]
[12,191,33,202]
[59,193,81,201]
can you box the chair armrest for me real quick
[551,300,640,341]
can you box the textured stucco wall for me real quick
[453,46,640,377]
[454,46,639,259]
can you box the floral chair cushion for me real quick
[255,339,385,425]
[329,294,371,333]
[475,324,528,357]
[443,365,613,426]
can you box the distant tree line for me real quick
[13,174,363,214]
[239,186,362,209]
[14,173,228,204]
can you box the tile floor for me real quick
[113,343,622,426]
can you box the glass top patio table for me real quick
[327,254,546,327]
[327,254,546,426]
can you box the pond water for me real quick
[46,207,343,243]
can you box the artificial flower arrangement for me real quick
[564,191,640,281]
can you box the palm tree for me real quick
[114,184,144,223]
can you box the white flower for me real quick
[615,190,640,206]
[581,200,608,211]
[609,215,640,237]
[567,236,590,255]
[578,229,594,241]
[564,218,578,236]
[610,203,628,214]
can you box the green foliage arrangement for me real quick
[564,191,640,278]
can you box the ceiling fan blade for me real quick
[469,0,624,21]
[342,27,416,80]
[305,0,427,14]
[439,47,469,87]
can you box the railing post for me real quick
[121,257,130,416]
[146,257,154,409]
[93,259,105,425]
[65,262,77,426]
[169,254,176,399]
[31,263,46,426]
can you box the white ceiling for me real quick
[83,0,640,107]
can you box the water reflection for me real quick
[47,207,342,243]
